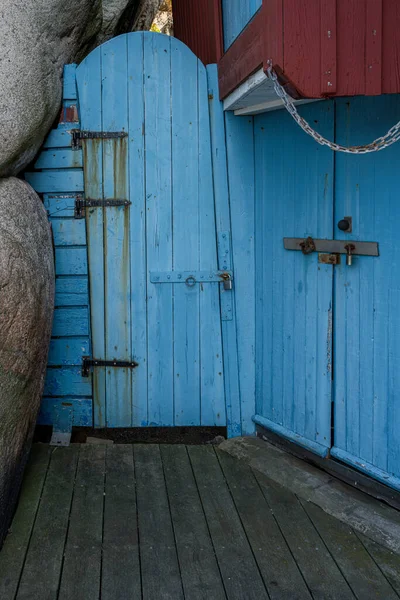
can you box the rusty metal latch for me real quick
[82,357,139,378]
[74,196,131,219]
[284,237,379,257]
[71,129,128,150]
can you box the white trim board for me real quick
[223,68,321,116]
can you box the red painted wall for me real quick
[173,0,400,101]
[172,0,223,65]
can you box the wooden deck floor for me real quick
[1,444,400,600]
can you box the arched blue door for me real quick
[76,33,228,429]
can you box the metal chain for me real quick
[267,65,400,153]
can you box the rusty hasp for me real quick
[74,196,131,219]
[284,237,379,257]
[70,129,128,150]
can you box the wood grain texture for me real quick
[16,447,79,600]
[189,445,269,599]
[58,445,105,600]
[102,445,141,600]
[161,445,226,599]
[0,446,51,600]
[134,444,184,600]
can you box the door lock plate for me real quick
[318,253,340,265]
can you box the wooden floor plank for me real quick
[58,444,106,600]
[101,445,141,600]
[16,445,79,600]
[217,449,312,600]
[357,533,400,597]
[160,445,226,600]
[301,499,399,599]
[0,445,51,600]
[134,444,184,600]
[188,445,269,600]
[254,470,355,600]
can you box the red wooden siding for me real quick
[202,0,400,100]
[172,0,223,65]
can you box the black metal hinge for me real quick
[74,196,131,219]
[82,357,139,378]
[71,129,128,150]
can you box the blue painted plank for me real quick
[55,277,88,306]
[334,96,400,480]
[222,0,262,49]
[171,37,201,426]
[225,112,256,436]
[52,307,89,337]
[38,398,92,428]
[127,33,148,427]
[198,62,225,427]
[253,101,334,449]
[63,64,78,100]
[44,194,78,218]
[144,33,174,426]
[25,170,84,193]
[101,34,132,428]
[207,64,241,437]
[48,338,90,366]
[43,367,92,396]
[55,248,87,276]
[76,47,106,427]
[42,128,73,149]
[35,149,83,170]
[51,218,86,246]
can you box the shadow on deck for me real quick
[1,443,400,600]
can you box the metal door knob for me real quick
[338,219,351,232]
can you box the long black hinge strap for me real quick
[74,196,131,219]
[71,129,128,149]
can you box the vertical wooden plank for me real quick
[382,0,400,94]
[16,447,79,600]
[254,102,334,452]
[101,445,141,600]
[101,36,132,427]
[320,0,337,95]
[160,445,226,599]
[0,446,51,600]
[134,444,184,599]
[336,0,366,96]
[333,96,400,482]
[207,65,242,437]
[58,445,105,600]
[144,33,174,426]
[76,48,106,427]
[365,0,383,95]
[171,38,201,426]
[188,446,269,599]
[127,33,148,427]
[198,61,225,427]
[225,112,255,436]
[283,0,321,97]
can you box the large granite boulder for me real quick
[0,0,161,178]
[0,178,54,545]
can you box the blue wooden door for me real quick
[332,96,400,488]
[254,102,335,456]
[76,33,227,429]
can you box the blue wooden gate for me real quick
[76,33,229,429]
